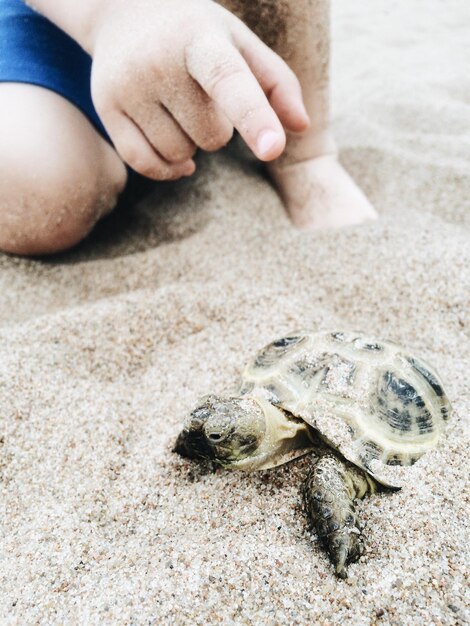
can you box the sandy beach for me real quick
[0,0,469,623]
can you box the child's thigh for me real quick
[0,83,126,255]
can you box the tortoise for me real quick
[174,330,451,578]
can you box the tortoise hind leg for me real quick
[302,453,378,578]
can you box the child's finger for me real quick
[99,109,196,180]
[185,36,286,161]
[233,23,310,133]
[157,73,234,153]
[128,102,196,164]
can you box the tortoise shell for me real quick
[240,330,451,484]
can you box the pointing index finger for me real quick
[185,37,286,161]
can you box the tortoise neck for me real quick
[229,397,317,471]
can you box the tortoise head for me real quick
[174,394,267,467]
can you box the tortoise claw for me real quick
[328,527,362,578]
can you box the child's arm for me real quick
[27,0,309,179]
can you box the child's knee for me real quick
[0,83,127,256]
[0,156,122,255]
[0,143,126,256]
[0,168,123,256]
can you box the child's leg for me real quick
[0,83,126,255]
[219,0,377,229]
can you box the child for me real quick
[0,0,377,256]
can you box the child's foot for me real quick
[268,153,378,230]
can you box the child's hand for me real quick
[85,0,309,179]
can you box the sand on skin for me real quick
[0,0,469,624]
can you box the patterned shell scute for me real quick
[253,335,308,368]
[242,331,451,483]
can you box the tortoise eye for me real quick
[208,432,223,441]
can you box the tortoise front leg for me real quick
[302,453,378,578]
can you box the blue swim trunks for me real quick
[0,0,108,140]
